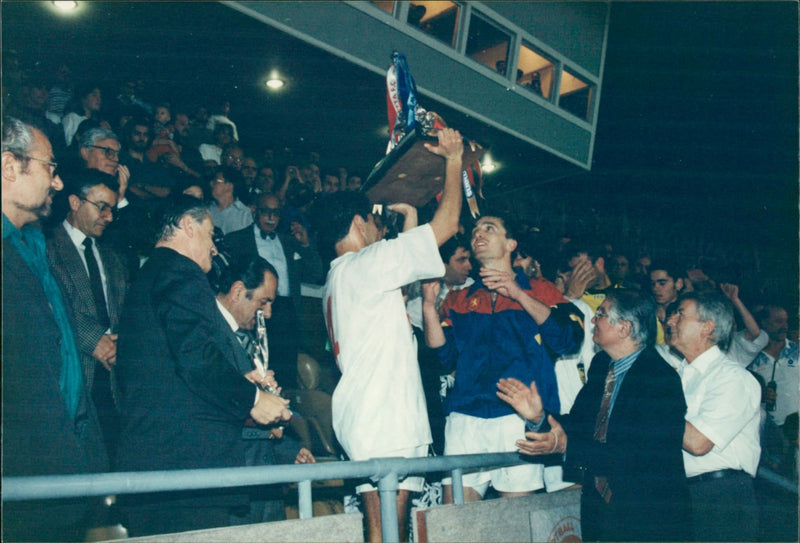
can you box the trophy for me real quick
[361,52,485,217]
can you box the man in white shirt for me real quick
[224,192,323,388]
[317,128,463,542]
[749,304,798,434]
[667,291,761,541]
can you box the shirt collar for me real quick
[215,298,238,332]
[62,219,88,248]
[685,344,723,375]
[612,347,644,378]
[2,213,20,240]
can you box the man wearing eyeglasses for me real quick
[78,127,129,204]
[224,192,323,387]
[207,166,253,235]
[46,169,129,466]
[3,116,109,541]
[498,290,691,541]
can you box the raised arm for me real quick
[422,280,446,348]
[720,283,760,341]
[424,129,464,246]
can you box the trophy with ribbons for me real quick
[362,51,485,218]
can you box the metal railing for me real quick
[3,452,525,542]
[3,455,796,542]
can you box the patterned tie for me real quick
[235,329,256,359]
[593,362,616,504]
[82,237,110,329]
[593,363,616,443]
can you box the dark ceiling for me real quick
[2,1,798,227]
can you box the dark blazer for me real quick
[46,223,129,400]
[561,347,692,542]
[115,247,256,473]
[3,235,108,540]
[224,225,323,304]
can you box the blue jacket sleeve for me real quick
[538,302,584,356]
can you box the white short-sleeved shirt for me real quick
[748,339,799,426]
[678,346,761,477]
[324,224,443,460]
[728,329,769,367]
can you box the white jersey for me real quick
[324,224,443,460]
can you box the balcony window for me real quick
[466,12,511,76]
[369,1,395,15]
[518,42,555,100]
[407,1,459,47]
[560,68,593,121]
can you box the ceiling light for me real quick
[481,154,497,173]
[266,78,285,89]
[52,1,78,11]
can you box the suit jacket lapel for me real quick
[97,243,123,328]
[51,225,93,305]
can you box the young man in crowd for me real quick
[315,128,464,542]
[423,213,583,504]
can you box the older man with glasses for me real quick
[3,116,110,541]
[224,192,323,388]
[79,127,129,203]
[499,289,692,541]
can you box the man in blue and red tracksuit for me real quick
[422,214,583,503]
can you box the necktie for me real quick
[593,363,616,504]
[235,329,256,359]
[83,237,110,329]
[260,230,277,240]
[593,363,616,443]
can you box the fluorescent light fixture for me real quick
[52,1,78,11]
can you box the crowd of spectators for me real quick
[3,63,797,542]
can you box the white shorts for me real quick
[355,444,428,494]
[441,412,544,496]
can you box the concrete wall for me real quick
[413,488,581,542]
[111,513,364,543]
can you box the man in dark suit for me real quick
[115,196,292,537]
[3,116,108,541]
[47,169,128,462]
[224,192,323,387]
[498,289,691,541]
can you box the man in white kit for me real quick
[315,128,463,542]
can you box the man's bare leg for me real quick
[362,489,413,542]
[442,484,482,504]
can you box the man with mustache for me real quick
[748,304,798,440]
[3,116,109,541]
[224,192,323,388]
[46,169,128,464]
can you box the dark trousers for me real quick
[689,471,758,541]
[121,490,244,537]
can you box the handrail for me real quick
[2,452,523,502]
[3,454,796,542]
